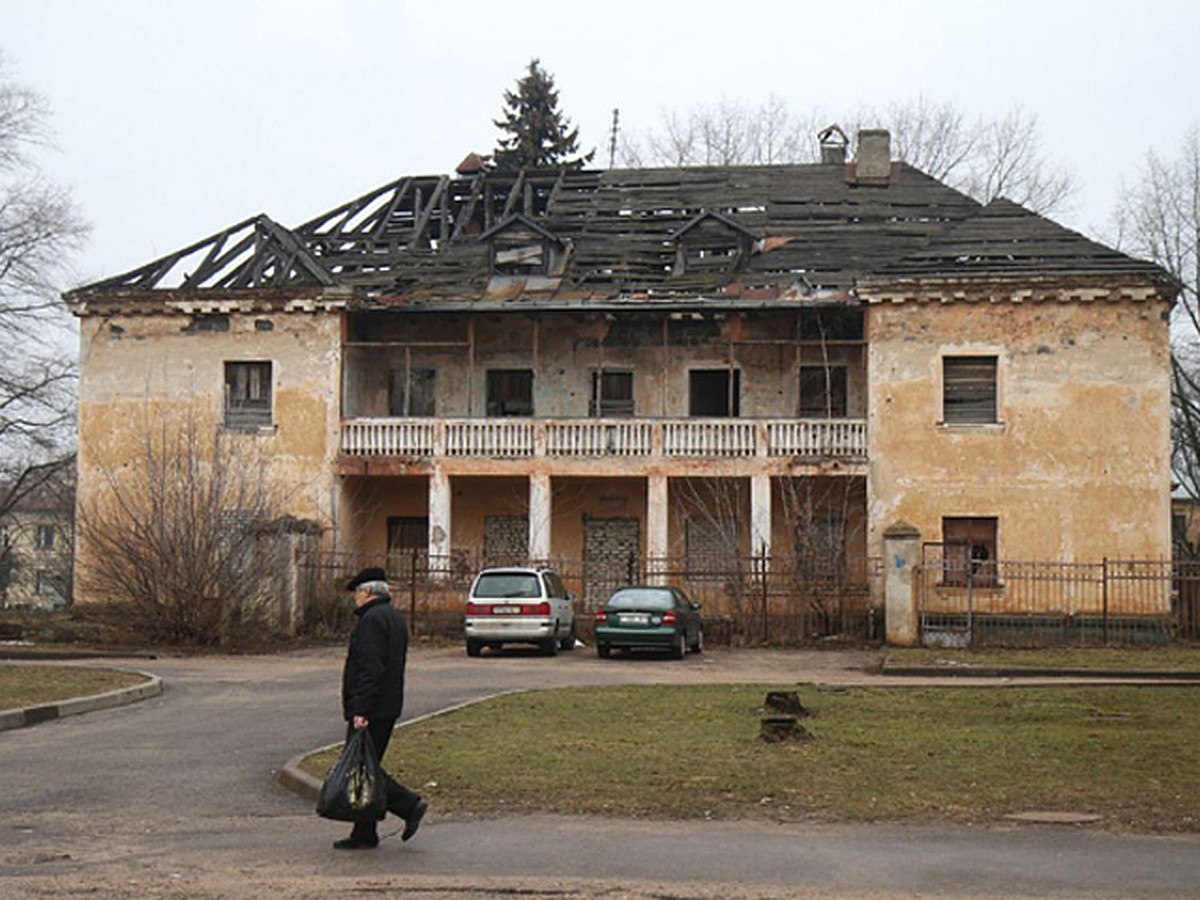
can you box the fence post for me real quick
[1102,556,1109,645]
[759,550,770,644]
[883,521,921,646]
[409,547,419,639]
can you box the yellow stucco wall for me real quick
[74,307,342,601]
[867,295,1172,564]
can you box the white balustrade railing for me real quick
[340,417,867,461]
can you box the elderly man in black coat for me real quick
[335,567,427,850]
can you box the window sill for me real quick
[936,421,1005,432]
[222,423,277,435]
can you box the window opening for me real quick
[590,371,634,417]
[689,369,740,417]
[943,356,998,424]
[486,369,534,417]
[389,368,437,417]
[224,361,273,429]
[799,366,848,418]
[942,516,998,586]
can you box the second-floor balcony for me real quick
[340,417,867,462]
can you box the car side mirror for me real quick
[690,602,702,611]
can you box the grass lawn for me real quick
[0,664,151,710]
[304,683,1200,834]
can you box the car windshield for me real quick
[473,572,541,599]
[606,588,673,611]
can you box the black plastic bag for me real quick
[316,728,387,822]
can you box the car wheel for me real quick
[558,621,576,651]
[671,632,686,660]
[466,639,483,658]
[597,643,611,659]
[542,634,559,656]
[689,628,704,654]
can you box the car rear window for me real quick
[606,588,673,610]
[473,573,542,599]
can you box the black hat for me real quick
[346,567,387,590]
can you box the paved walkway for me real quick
[2,646,1198,898]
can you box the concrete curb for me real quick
[880,665,1200,680]
[0,668,163,732]
[278,690,529,802]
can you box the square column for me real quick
[428,468,451,563]
[529,472,552,563]
[647,475,668,583]
[750,474,772,561]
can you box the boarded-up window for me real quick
[942,516,998,587]
[943,356,997,424]
[387,516,428,553]
[224,361,272,429]
[590,371,634,417]
[799,366,848,418]
[689,369,740,417]
[486,369,534,417]
[389,368,436,416]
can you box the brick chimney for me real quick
[850,129,894,186]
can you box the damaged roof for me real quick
[67,159,1171,308]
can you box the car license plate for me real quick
[493,605,520,615]
[620,613,650,626]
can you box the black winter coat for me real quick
[342,597,409,722]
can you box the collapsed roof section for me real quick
[70,156,1171,308]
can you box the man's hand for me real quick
[353,715,369,730]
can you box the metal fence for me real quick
[294,548,884,646]
[918,545,1200,646]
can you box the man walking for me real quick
[335,566,427,850]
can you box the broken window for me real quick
[224,361,273,429]
[689,369,740,417]
[942,517,998,587]
[486,369,534,417]
[943,356,998,424]
[389,368,436,417]
[590,371,634,417]
[799,366,848,418]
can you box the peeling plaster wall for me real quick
[866,296,1172,564]
[75,310,342,600]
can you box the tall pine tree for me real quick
[493,59,593,172]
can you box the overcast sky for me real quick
[7,0,1200,290]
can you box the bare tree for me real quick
[0,54,88,494]
[1113,126,1200,506]
[622,97,1078,216]
[77,407,313,644]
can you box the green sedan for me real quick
[594,585,703,659]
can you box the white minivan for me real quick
[464,567,576,657]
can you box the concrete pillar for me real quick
[750,474,772,562]
[428,467,451,566]
[646,475,669,583]
[529,472,552,563]
[883,520,921,646]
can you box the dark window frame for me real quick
[486,369,534,417]
[688,368,741,418]
[224,361,273,429]
[590,370,634,417]
[941,516,999,587]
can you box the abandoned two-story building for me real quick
[65,129,1177,641]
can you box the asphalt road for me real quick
[1,645,1198,899]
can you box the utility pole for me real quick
[608,108,620,168]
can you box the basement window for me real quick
[942,356,998,424]
[224,361,273,429]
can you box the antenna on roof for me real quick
[608,108,620,168]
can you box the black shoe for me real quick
[401,799,427,842]
[333,834,379,850]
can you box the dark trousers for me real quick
[345,719,422,839]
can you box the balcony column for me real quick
[529,471,552,564]
[428,467,451,565]
[647,475,668,584]
[750,474,772,566]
